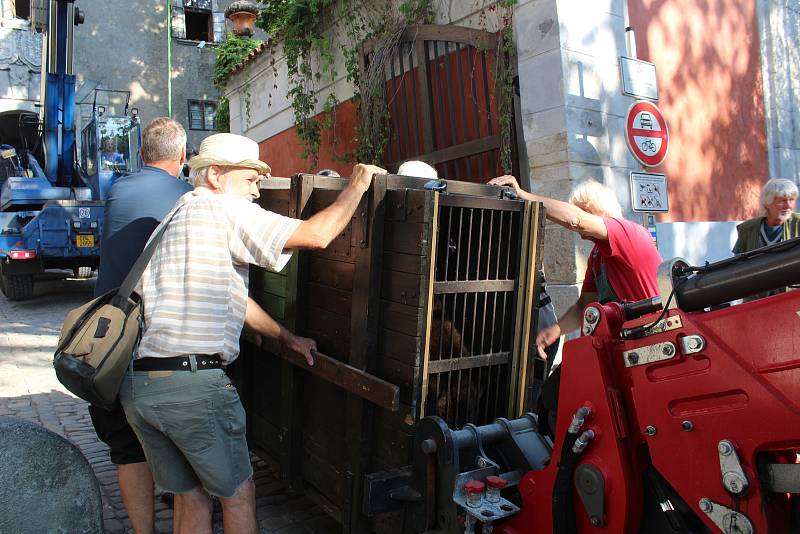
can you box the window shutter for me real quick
[171,5,186,39]
[212,11,225,43]
[204,102,217,130]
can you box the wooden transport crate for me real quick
[233,174,545,533]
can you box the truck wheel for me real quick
[74,267,93,279]
[1,274,34,300]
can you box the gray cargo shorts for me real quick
[119,366,252,498]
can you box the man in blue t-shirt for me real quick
[96,122,192,295]
[92,117,192,533]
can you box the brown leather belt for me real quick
[132,354,222,371]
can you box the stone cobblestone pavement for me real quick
[0,277,339,533]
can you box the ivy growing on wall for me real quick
[213,34,263,132]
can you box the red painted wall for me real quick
[258,99,359,178]
[627,0,768,221]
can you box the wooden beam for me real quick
[262,341,399,412]
[427,352,511,374]
[433,280,516,294]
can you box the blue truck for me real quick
[0,0,140,300]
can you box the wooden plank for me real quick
[517,201,546,414]
[308,255,355,290]
[413,39,435,154]
[257,184,291,215]
[419,192,440,419]
[259,295,285,322]
[411,25,497,51]
[383,252,427,275]
[250,413,281,459]
[302,376,347,447]
[262,339,400,412]
[379,328,423,367]
[433,279,516,294]
[301,438,347,506]
[307,306,351,339]
[425,134,502,167]
[344,176,387,533]
[427,352,511,374]
[278,173,313,492]
[379,300,426,337]
[373,421,413,467]
[378,356,422,405]
[380,270,425,307]
[386,174,507,199]
[306,306,352,359]
[313,245,356,264]
[439,192,525,212]
[259,270,288,296]
[385,221,428,256]
[307,283,352,317]
[386,190,428,223]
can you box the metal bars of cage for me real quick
[422,194,526,428]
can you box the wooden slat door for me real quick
[362,25,518,183]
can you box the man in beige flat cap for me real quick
[118,132,386,533]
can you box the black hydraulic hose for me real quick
[552,407,589,533]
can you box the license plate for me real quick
[76,234,94,248]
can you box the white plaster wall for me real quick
[656,221,739,266]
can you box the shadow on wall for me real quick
[628,0,768,222]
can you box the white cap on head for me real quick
[187,133,271,174]
[397,160,438,179]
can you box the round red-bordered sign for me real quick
[624,100,669,167]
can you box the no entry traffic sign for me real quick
[624,100,669,167]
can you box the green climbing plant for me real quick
[496,0,517,174]
[255,0,432,167]
[213,34,263,133]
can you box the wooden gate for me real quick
[361,25,518,182]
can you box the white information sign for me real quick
[630,172,669,213]
[619,56,659,101]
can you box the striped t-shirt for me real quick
[136,188,301,364]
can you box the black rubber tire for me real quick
[1,274,34,300]
[74,266,93,279]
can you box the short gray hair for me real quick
[190,167,210,188]
[568,179,623,218]
[398,160,438,179]
[141,117,186,163]
[760,178,798,213]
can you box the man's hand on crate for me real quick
[279,326,317,367]
[350,163,387,192]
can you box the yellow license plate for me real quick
[76,234,95,248]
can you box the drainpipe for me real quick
[166,0,172,117]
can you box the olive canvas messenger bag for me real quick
[53,205,182,410]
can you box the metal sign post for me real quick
[620,25,668,246]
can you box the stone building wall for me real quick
[0,0,241,151]
[0,14,41,114]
